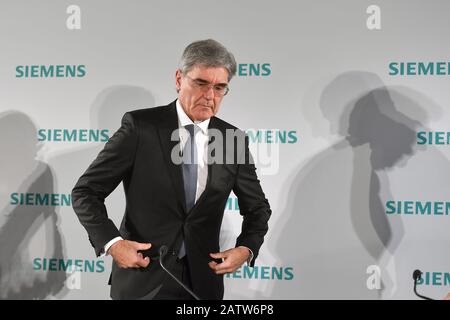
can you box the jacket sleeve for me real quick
[233,135,271,266]
[71,112,139,256]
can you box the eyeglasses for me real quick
[183,74,230,96]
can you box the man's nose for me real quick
[203,86,215,99]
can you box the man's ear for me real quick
[175,69,182,92]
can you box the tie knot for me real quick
[184,124,197,137]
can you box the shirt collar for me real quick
[176,99,210,134]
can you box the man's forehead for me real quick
[188,65,229,81]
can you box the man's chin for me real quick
[194,110,214,121]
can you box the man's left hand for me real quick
[208,247,250,275]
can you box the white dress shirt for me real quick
[175,99,210,203]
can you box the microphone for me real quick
[413,269,433,300]
[159,245,200,300]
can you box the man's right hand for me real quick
[108,240,152,269]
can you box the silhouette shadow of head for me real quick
[300,71,386,139]
[346,88,421,170]
[0,111,67,299]
[90,85,156,131]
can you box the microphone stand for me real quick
[159,245,200,300]
[413,269,433,300]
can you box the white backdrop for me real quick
[0,0,449,299]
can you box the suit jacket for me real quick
[71,100,271,299]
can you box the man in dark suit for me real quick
[71,39,271,300]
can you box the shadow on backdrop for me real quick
[47,86,155,299]
[0,111,67,299]
[265,71,444,299]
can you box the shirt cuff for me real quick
[238,246,254,265]
[101,236,123,257]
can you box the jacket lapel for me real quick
[157,102,187,215]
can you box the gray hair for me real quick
[179,39,237,81]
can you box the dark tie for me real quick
[178,124,198,258]
[182,124,198,212]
